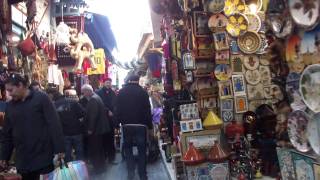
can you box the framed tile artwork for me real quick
[220,110,234,122]
[232,75,246,96]
[230,39,240,54]
[234,96,248,113]
[220,98,233,111]
[218,80,233,99]
[231,55,244,74]
[193,12,211,37]
[215,50,230,64]
[213,31,229,51]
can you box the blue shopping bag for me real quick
[40,161,89,180]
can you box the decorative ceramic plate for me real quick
[289,0,319,29]
[238,31,261,54]
[307,113,320,155]
[208,13,228,32]
[247,83,264,100]
[257,11,265,32]
[287,110,311,152]
[206,0,225,14]
[259,55,270,65]
[245,70,261,85]
[245,13,261,32]
[256,33,268,54]
[226,13,248,37]
[224,0,246,16]
[243,55,259,70]
[259,66,271,85]
[300,64,320,112]
[244,0,263,12]
[267,14,294,38]
[214,64,232,81]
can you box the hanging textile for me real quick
[87,48,105,75]
[47,64,64,93]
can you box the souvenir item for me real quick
[220,99,234,121]
[244,0,263,12]
[203,0,225,13]
[221,110,234,122]
[299,25,320,65]
[257,11,265,32]
[180,103,200,120]
[267,14,294,38]
[230,39,240,54]
[226,13,248,37]
[180,119,203,133]
[208,13,228,32]
[256,33,268,54]
[291,151,315,180]
[232,74,246,96]
[286,35,302,63]
[245,13,261,32]
[186,71,194,82]
[238,31,261,54]
[276,148,297,180]
[194,37,215,58]
[209,163,230,179]
[183,52,196,70]
[208,141,229,162]
[287,110,311,152]
[314,163,320,180]
[247,84,264,100]
[230,55,243,74]
[218,80,233,99]
[300,64,320,112]
[214,64,232,81]
[224,0,246,16]
[259,55,269,66]
[220,98,233,111]
[203,110,223,129]
[213,31,229,51]
[235,96,248,113]
[215,50,230,64]
[243,55,259,70]
[248,99,265,111]
[201,96,217,109]
[193,12,211,37]
[263,86,273,99]
[259,66,271,85]
[183,142,205,165]
[307,113,320,155]
[289,0,319,29]
[245,70,261,85]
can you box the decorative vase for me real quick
[182,142,205,165]
[208,140,229,163]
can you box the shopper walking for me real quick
[0,74,65,179]
[115,74,152,180]
[81,84,110,175]
[96,78,117,164]
[53,89,85,163]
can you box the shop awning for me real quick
[84,12,117,62]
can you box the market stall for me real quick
[151,0,320,179]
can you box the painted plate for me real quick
[300,64,320,112]
[245,13,261,32]
[238,31,261,54]
[289,0,319,29]
[259,65,271,85]
[267,14,294,38]
[243,55,259,70]
[307,113,320,155]
[245,70,261,85]
[206,0,225,14]
[226,13,248,37]
[247,83,264,100]
[259,55,270,65]
[257,11,266,32]
[208,13,228,32]
[256,33,268,54]
[287,110,311,152]
[224,0,246,16]
[214,64,232,81]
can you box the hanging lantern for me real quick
[203,110,223,130]
[182,142,205,166]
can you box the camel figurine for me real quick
[69,28,97,71]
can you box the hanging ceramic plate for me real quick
[259,65,271,85]
[243,55,259,70]
[307,113,320,155]
[208,13,228,32]
[287,110,311,152]
[256,33,268,54]
[245,13,261,32]
[289,0,319,29]
[238,31,261,54]
[300,64,320,112]
[224,0,246,16]
[267,14,294,39]
[226,13,248,37]
[214,64,232,81]
[245,70,261,85]
[257,11,266,32]
[244,0,263,12]
[259,55,270,65]
[247,83,264,100]
[205,0,225,14]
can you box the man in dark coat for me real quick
[115,75,152,180]
[81,84,110,175]
[0,74,65,179]
[96,78,117,164]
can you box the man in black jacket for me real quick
[53,90,85,163]
[0,74,65,179]
[96,78,117,164]
[115,75,152,180]
[81,84,110,175]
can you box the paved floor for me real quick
[94,153,170,180]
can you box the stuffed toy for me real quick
[69,28,96,71]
